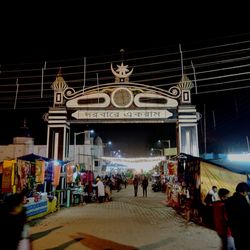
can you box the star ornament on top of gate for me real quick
[111,62,134,83]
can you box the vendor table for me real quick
[24,198,57,221]
[71,187,89,205]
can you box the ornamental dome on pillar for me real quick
[178,74,194,104]
[94,136,103,145]
[178,74,193,90]
[51,68,68,91]
[51,68,68,106]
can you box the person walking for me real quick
[141,176,149,197]
[104,176,112,202]
[225,182,250,250]
[123,177,128,189]
[133,176,139,197]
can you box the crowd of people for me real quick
[117,173,250,249]
[203,182,250,250]
[1,171,250,250]
[92,174,149,202]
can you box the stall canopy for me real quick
[200,160,247,202]
[17,153,50,162]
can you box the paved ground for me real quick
[29,184,221,250]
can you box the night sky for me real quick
[0,3,250,156]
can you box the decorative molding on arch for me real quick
[50,63,194,121]
[110,62,134,83]
[64,82,181,109]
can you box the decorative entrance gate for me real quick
[46,62,199,161]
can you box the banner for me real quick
[53,164,61,187]
[17,160,31,190]
[168,161,178,175]
[2,166,12,193]
[35,160,45,184]
[66,163,74,183]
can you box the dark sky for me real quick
[1,3,250,156]
[1,3,248,61]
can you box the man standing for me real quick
[142,176,149,197]
[133,176,139,197]
[204,185,220,227]
[92,178,105,203]
[205,186,219,205]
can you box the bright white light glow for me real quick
[53,160,60,166]
[228,153,250,162]
[101,156,165,172]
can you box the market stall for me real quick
[1,154,60,220]
[165,153,248,224]
[17,154,62,219]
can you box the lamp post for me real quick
[150,148,163,156]
[157,139,171,159]
[74,129,94,163]
[157,139,171,149]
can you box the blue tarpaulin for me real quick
[201,153,250,175]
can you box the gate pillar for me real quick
[46,70,70,160]
[176,105,199,157]
[176,75,199,157]
[46,107,70,160]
